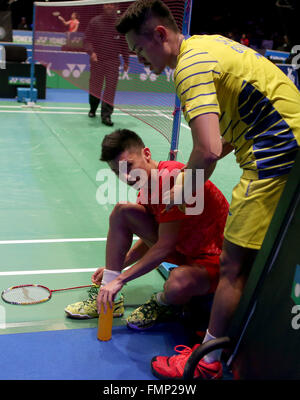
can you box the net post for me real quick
[169,97,181,161]
[18,3,38,106]
[169,0,193,161]
[29,3,36,105]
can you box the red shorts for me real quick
[165,252,220,294]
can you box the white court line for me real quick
[0,110,170,116]
[0,265,131,276]
[0,236,138,275]
[0,105,171,113]
[0,108,190,128]
[0,265,133,276]
[0,268,97,276]
[0,236,138,245]
[0,238,106,244]
[153,109,190,131]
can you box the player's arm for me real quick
[58,16,69,26]
[84,22,95,56]
[97,220,181,308]
[122,239,151,268]
[92,239,150,285]
[186,113,222,183]
[120,35,130,71]
[118,220,181,283]
[163,113,222,211]
[97,220,180,307]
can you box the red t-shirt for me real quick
[68,19,79,32]
[137,161,229,257]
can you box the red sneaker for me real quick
[151,344,223,380]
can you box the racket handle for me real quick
[97,302,114,341]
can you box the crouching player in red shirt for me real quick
[66,129,229,356]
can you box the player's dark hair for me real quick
[116,0,179,35]
[100,129,145,162]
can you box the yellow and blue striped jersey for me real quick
[175,35,300,179]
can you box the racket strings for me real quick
[2,286,50,304]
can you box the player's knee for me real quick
[109,202,131,223]
[166,268,193,295]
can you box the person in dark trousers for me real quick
[84,4,129,126]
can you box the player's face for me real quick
[108,147,152,189]
[126,29,168,75]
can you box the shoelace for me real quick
[170,344,198,363]
[171,344,202,368]
[171,344,221,379]
[81,285,99,306]
[170,344,218,379]
[87,285,99,299]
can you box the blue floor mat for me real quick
[0,323,192,380]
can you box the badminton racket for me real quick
[1,284,93,305]
[52,11,60,17]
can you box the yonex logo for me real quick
[140,66,157,82]
[8,76,36,85]
[285,66,297,85]
[45,62,55,77]
[164,67,174,82]
[119,65,130,81]
[62,63,86,78]
[139,66,174,82]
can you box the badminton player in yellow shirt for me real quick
[116,0,300,379]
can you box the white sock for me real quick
[101,269,121,301]
[156,292,169,306]
[203,330,222,364]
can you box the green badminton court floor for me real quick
[0,92,241,336]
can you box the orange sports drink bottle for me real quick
[98,301,114,341]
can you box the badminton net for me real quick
[33,0,188,144]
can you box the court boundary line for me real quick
[0,110,170,116]
[0,105,190,129]
[0,105,171,112]
[0,237,138,245]
[0,104,190,130]
[0,267,97,276]
[0,265,133,276]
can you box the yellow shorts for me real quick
[224,173,288,250]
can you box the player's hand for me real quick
[90,52,98,63]
[97,278,124,313]
[91,267,105,285]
